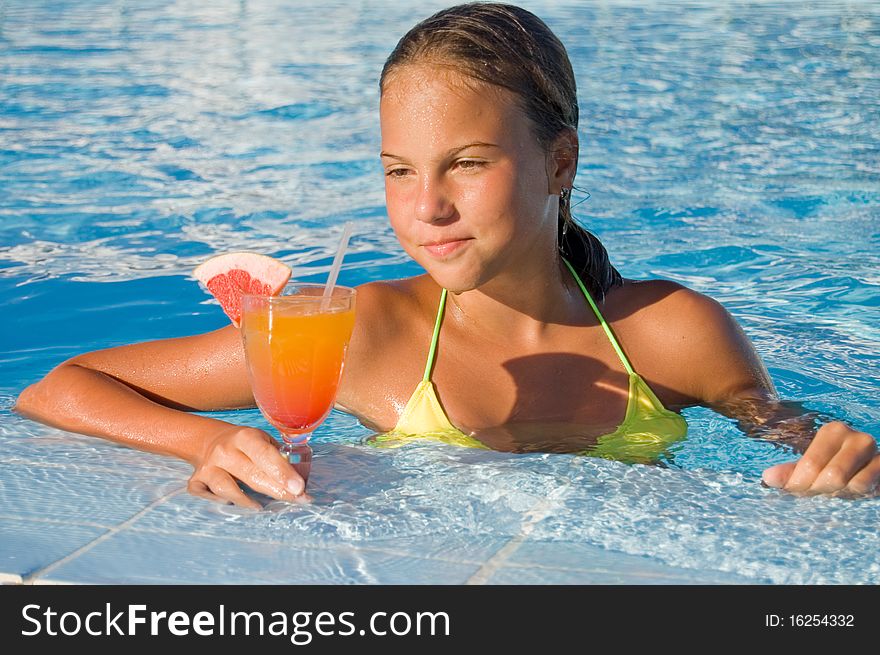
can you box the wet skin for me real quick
[14,65,880,505]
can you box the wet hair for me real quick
[380,2,622,300]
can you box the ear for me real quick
[546,128,579,195]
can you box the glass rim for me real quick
[240,283,356,302]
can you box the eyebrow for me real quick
[379,141,499,160]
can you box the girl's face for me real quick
[380,65,563,293]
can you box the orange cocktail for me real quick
[240,284,356,482]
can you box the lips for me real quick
[421,238,471,258]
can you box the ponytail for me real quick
[557,194,621,302]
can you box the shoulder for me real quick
[607,279,774,405]
[605,278,732,343]
[605,277,693,311]
[354,275,436,323]
[348,275,439,347]
[337,275,439,415]
[354,275,425,305]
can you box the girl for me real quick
[14,3,879,508]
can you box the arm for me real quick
[13,326,305,507]
[709,392,827,455]
[662,286,879,497]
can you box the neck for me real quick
[447,253,589,343]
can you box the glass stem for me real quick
[280,432,312,486]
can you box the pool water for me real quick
[1,0,879,584]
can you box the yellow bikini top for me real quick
[370,259,688,464]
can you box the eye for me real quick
[385,167,412,178]
[455,159,486,171]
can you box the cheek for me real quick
[509,163,552,229]
[385,188,421,259]
[464,170,533,234]
[457,173,509,222]
[384,184,407,233]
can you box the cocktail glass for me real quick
[240,283,356,487]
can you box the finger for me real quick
[844,455,880,497]
[224,447,303,501]
[783,436,842,492]
[762,461,797,488]
[239,434,306,496]
[245,465,303,502]
[188,475,261,509]
[201,469,262,509]
[187,478,226,504]
[808,436,878,494]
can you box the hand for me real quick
[762,421,880,497]
[188,425,307,508]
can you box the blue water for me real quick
[1,0,879,584]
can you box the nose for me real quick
[413,174,455,224]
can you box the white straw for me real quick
[321,221,354,309]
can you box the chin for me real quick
[439,279,478,295]
[418,257,483,294]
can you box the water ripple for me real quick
[2,0,879,583]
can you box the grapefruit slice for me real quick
[193,252,291,327]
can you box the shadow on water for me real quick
[246,443,409,509]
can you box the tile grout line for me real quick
[21,487,187,584]
[465,487,568,585]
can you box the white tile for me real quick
[500,540,754,584]
[0,518,106,580]
[129,491,509,564]
[44,530,482,584]
[356,534,508,564]
[483,566,687,585]
[0,461,185,526]
[128,444,525,554]
[33,578,76,585]
[0,418,191,477]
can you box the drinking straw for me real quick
[321,221,354,309]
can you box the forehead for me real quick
[381,63,506,103]
[379,64,532,144]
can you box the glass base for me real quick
[280,434,312,488]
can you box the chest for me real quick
[346,320,640,442]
